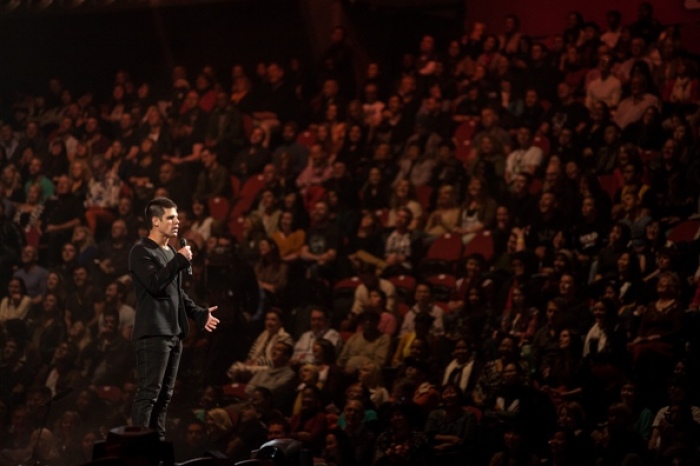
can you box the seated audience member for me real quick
[40,174,82,266]
[228,309,293,381]
[0,338,34,405]
[175,419,208,462]
[400,283,445,337]
[254,238,289,309]
[95,218,131,282]
[505,125,543,184]
[613,75,661,130]
[358,361,390,408]
[289,385,328,456]
[387,179,423,231]
[194,148,230,201]
[292,307,341,365]
[79,310,131,386]
[424,185,460,240]
[97,280,135,339]
[393,312,438,368]
[340,398,377,465]
[27,292,66,365]
[245,341,297,413]
[380,206,417,275]
[300,201,341,281]
[13,245,48,305]
[424,383,478,466]
[266,417,291,441]
[271,210,306,262]
[337,311,390,375]
[373,402,429,466]
[350,263,397,316]
[403,357,440,412]
[0,277,32,322]
[488,422,540,466]
[585,53,621,109]
[473,334,530,408]
[84,154,121,235]
[441,338,481,403]
[203,407,236,457]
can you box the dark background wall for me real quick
[0,0,312,101]
[466,0,700,53]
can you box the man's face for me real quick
[186,423,206,446]
[85,117,98,134]
[559,274,574,295]
[512,175,527,194]
[29,158,42,176]
[111,221,127,240]
[118,197,132,217]
[1,125,12,141]
[2,341,18,362]
[56,176,71,195]
[312,202,328,223]
[105,283,119,303]
[415,285,431,303]
[103,315,119,335]
[21,246,36,265]
[119,114,133,131]
[62,244,76,263]
[153,207,179,239]
[344,400,364,426]
[267,423,286,440]
[158,163,175,185]
[310,310,326,333]
[481,108,496,128]
[267,64,283,84]
[271,343,289,366]
[73,268,88,287]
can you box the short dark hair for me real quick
[145,197,177,230]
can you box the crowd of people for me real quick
[1,1,700,465]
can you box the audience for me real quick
[1,5,699,465]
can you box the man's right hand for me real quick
[178,245,192,261]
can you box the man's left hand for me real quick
[204,306,219,332]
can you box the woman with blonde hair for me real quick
[71,225,97,266]
[387,179,422,231]
[1,163,23,201]
[292,364,322,415]
[454,177,497,244]
[424,184,460,240]
[359,361,389,407]
[68,158,91,200]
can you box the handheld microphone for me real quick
[178,238,193,276]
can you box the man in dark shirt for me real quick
[80,310,131,386]
[96,218,131,284]
[41,175,83,266]
[300,201,341,281]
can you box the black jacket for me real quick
[129,237,208,340]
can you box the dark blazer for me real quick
[129,237,208,340]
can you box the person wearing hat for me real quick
[337,310,390,375]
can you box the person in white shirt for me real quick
[586,54,622,110]
[400,282,444,337]
[505,125,543,184]
[614,76,661,129]
[600,10,622,50]
[291,307,341,365]
[351,264,396,316]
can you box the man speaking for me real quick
[129,197,219,439]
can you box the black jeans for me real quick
[132,335,182,439]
